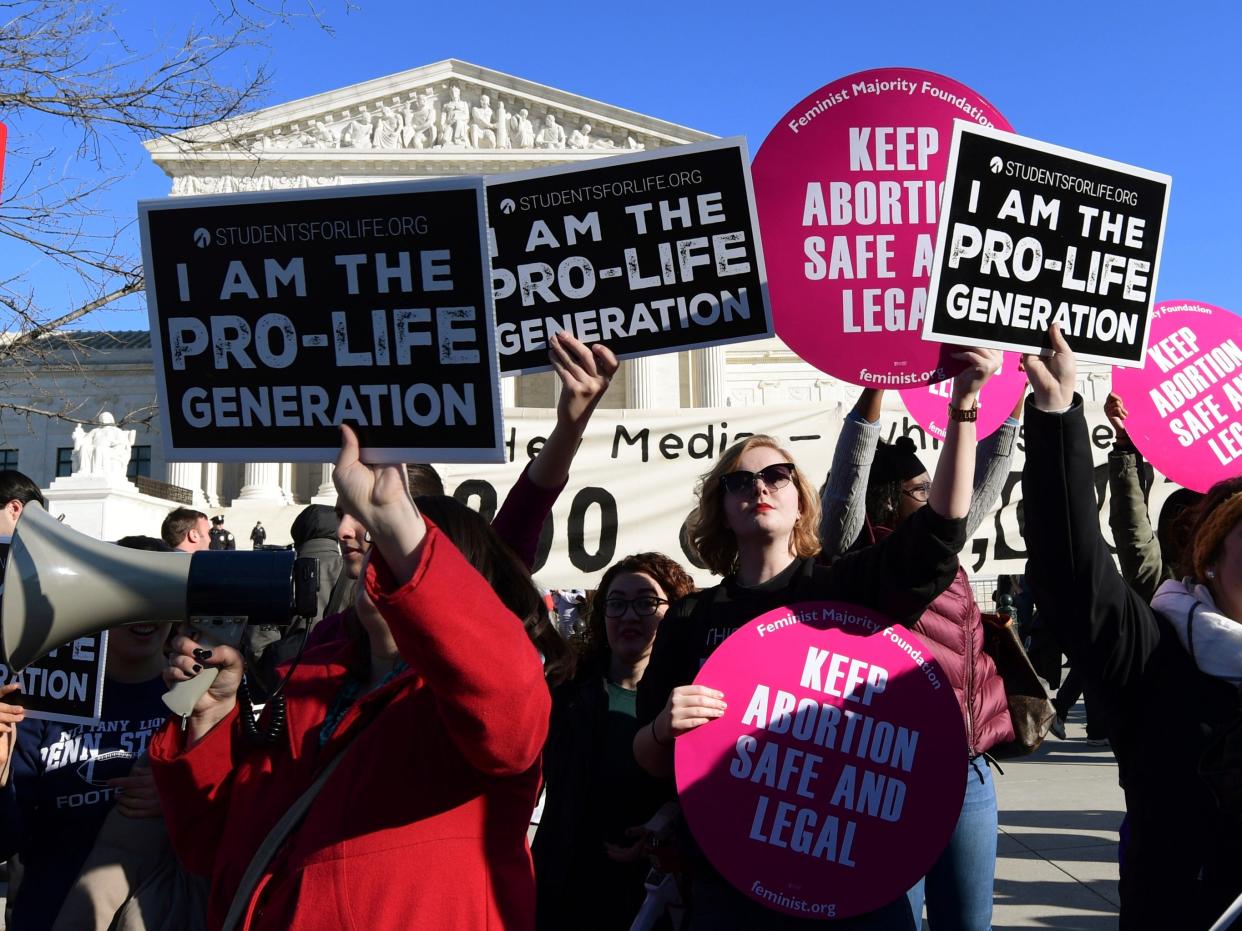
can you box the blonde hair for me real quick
[689,435,821,577]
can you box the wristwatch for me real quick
[947,401,979,423]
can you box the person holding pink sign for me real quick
[634,348,1002,929]
[818,386,1021,930]
[1021,326,1242,930]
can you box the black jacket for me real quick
[535,658,664,931]
[1022,397,1242,930]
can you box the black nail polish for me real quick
[193,649,213,661]
[191,664,202,674]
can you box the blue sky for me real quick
[10,0,1241,330]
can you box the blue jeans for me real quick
[906,756,997,930]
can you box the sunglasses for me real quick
[721,463,796,495]
[604,596,670,618]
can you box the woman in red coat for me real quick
[149,426,551,931]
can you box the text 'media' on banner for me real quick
[923,124,1171,367]
[139,179,504,464]
[487,138,773,375]
[1111,300,1242,491]
[752,68,1011,389]
[676,602,965,918]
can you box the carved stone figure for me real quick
[626,135,646,151]
[495,100,510,149]
[509,108,535,148]
[373,106,403,149]
[470,95,498,149]
[70,424,92,476]
[310,119,341,148]
[440,86,470,147]
[341,110,373,149]
[535,114,566,149]
[567,123,593,149]
[74,413,135,480]
[403,92,438,149]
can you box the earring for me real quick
[1206,568,1217,581]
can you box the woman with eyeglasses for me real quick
[818,389,1024,931]
[633,349,1002,930]
[534,553,695,930]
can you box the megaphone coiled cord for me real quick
[238,615,310,746]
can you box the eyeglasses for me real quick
[604,596,670,618]
[901,481,932,503]
[721,463,796,495]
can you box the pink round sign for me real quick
[1112,300,1242,493]
[675,602,966,919]
[753,68,1011,388]
[899,353,1027,441]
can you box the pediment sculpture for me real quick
[241,83,649,154]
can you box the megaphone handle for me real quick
[162,625,232,718]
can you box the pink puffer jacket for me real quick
[913,566,1014,755]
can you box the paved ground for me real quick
[990,702,1123,929]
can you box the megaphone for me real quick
[1,505,314,717]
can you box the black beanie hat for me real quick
[870,436,927,488]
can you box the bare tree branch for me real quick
[0,0,342,425]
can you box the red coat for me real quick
[150,523,551,931]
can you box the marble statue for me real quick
[341,109,374,149]
[535,113,566,149]
[470,95,498,149]
[70,424,92,475]
[71,413,135,480]
[509,108,535,148]
[403,93,438,149]
[440,86,470,146]
[495,100,510,149]
[373,106,404,149]
[567,123,593,149]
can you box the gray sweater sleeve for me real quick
[819,414,880,558]
[964,420,1019,538]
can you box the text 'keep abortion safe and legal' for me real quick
[140,180,503,463]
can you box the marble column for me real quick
[625,355,681,409]
[317,463,335,497]
[279,462,296,505]
[202,462,220,507]
[166,462,206,506]
[695,346,729,408]
[237,462,285,501]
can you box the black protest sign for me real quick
[140,179,503,463]
[923,124,1170,366]
[488,139,773,375]
[0,632,106,726]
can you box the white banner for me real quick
[436,399,1176,591]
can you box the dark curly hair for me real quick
[865,436,928,532]
[572,552,696,667]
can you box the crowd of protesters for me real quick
[0,326,1236,930]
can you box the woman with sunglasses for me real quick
[634,349,1002,930]
[818,390,1023,931]
[534,553,695,930]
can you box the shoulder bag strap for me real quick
[220,711,371,931]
